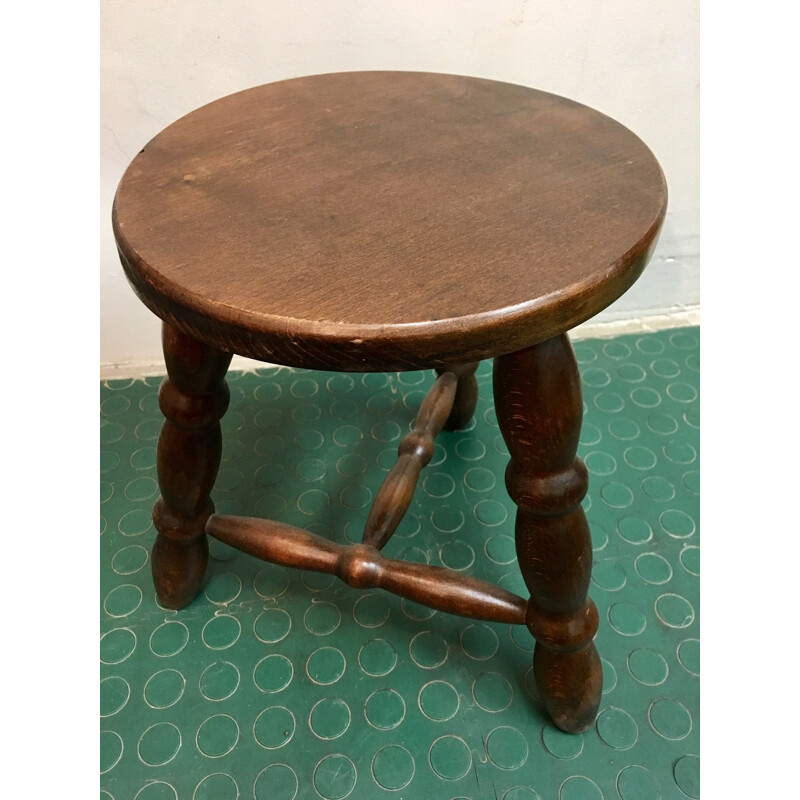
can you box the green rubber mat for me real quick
[100,327,700,800]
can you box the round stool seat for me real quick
[113,71,666,371]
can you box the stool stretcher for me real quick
[206,514,527,625]
[362,370,457,550]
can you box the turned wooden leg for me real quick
[152,323,232,609]
[435,361,478,430]
[493,335,601,733]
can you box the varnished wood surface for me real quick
[494,335,602,733]
[362,371,457,549]
[206,514,528,624]
[114,71,666,371]
[436,362,479,431]
[152,323,232,608]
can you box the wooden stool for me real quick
[113,71,666,734]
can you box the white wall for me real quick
[101,0,699,374]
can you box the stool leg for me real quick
[436,361,479,430]
[151,323,232,609]
[493,335,601,733]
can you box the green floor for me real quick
[100,328,699,800]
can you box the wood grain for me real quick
[206,514,528,624]
[436,362,479,430]
[494,334,602,733]
[362,371,457,549]
[151,323,232,608]
[113,71,666,371]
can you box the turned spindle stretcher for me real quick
[205,366,528,626]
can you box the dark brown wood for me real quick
[493,334,602,733]
[362,371,457,549]
[113,71,666,371]
[207,514,528,624]
[152,323,232,608]
[436,362,479,430]
[113,73,668,734]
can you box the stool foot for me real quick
[152,323,232,609]
[436,362,478,430]
[494,335,602,733]
[152,532,209,610]
[534,641,602,733]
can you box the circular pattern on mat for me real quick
[358,639,397,677]
[254,764,298,800]
[677,638,700,676]
[673,755,700,798]
[306,646,346,685]
[365,688,406,730]
[428,735,472,780]
[649,697,692,740]
[111,545,148,575]
[196,714,239,758]
[655,593,695,629]
[371,745,415,790]
[100,676,131,717]
[635,552,673,584]
[542,724,584,759]
[628,648,669,686]
[201,615,241,650]
[410,631,449,669]
[101,628,137,665]
[596,706,639,750]
[419,680,460,721]
[472,671,513,713]
[144,669,185,709]
[313,754,357,800]
[199,662,240,702]
[149,622,189,658]
[460,623,499,660]
[487,726,529,770]
[254,608,292,643]
[254,654,293,694]
[309,698,351,740]
[254,706,296,749]
[194,774,238,800]
[139,722,182,766]
[559,776,604,800]
[616,765,662,800]
[101,332,698,797]
[608,602,647,636]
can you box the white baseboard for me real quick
[100,306,699,381]
[101,354,269,382]
[570,305,700,340]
